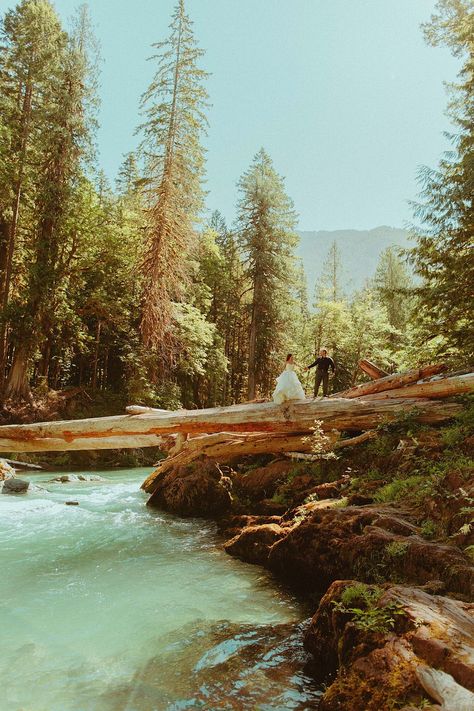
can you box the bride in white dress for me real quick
[272,354,306,404]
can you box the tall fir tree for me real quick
[138,0,208,373]
[236,148,298,399]
[0,0,66,389]
[4,3,98,399]
[409,0,474,363]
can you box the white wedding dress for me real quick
[272,363,306,404]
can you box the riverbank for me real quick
[145,397,474,709]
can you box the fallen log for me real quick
[334,363,447,399]
[3,458,42,470]
[141,431,327,493]
[364,372,474,400]
[0,433,167,452]
[359,359,389,379]
[0,396,463,453]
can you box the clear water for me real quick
[0,468,320,710]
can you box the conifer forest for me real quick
[0,0,472,418]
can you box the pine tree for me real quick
[373,247,412,331]
[138,0,208,371]
[236,148,298,399]
[0,0,66,389]
[409,0,474,362]
[4,4,98,399]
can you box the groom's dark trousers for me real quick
[314,370,329,397]
[306,356,335,397]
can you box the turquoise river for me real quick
[0,468,321,710]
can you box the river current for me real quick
[0,468,321,710]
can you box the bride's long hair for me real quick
[286,354,293,362]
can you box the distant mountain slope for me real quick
[297,226,411,295]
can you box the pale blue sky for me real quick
[1,0,459,230]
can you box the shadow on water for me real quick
[96,620,322,711]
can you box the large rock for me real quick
[147,458,233,517]
[2,477,29,494]
[224,523,287,565]
[48,474,106,483]
[304,580,474,711]
[233,459,291,501]
[267,505,474,597]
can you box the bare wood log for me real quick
[334,363,447,399]
[364,373,474,400]
[335,430,377,448]
[3,458,42,470]
[0,433,167,452]
[142,431,329,493]
[126,405,171,415]
[359,359,389,379]
[0,394,465,453]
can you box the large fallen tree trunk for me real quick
[364,372,474,400]
[141,431,326,493]
[359,359,389,379]
[0,396,463,453]
[335,363,447,399]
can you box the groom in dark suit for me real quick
[305,349,336,397]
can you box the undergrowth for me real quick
[333,583,405,633]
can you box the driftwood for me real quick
[359,359,389,379]
[0,395,463,453]
[335,363,447,399]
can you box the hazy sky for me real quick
[1,0,460,231]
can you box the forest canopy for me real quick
[0,0,472,414]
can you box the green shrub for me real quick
[385,541,409,558]
[333,583,405,633]
[420,519,437,539]
[367,434,395,457]
[374,475,426,503]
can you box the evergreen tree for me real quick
[236,148,298,399]
[0,0,66,389]
[138,0,208,372]
[318,240,344,302]
[373,247,412,331]
[409,0,474,362]
[4,4,98,399]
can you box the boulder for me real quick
[224,523,287,565]
[147,458,233,517]
[233,459,291,500]
[304,580,474,711]
[48,474,106,483]
[2,477,29,494]
[267,505,474,597]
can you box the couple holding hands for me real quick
[272,349,335,404]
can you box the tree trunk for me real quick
[4,343,32,402]
[0,78,33,391]
[247,296,258,400]
[0,388,466,453]
[359,359,389,379]
[91,320,101,389]
[335,363,447,399]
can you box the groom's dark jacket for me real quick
[307,356,335,373]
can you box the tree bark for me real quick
[0,391,465,453]
[334,363,447,399]
[359,359,389,379]
[3,343,32,402]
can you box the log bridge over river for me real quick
[0,361,472,496]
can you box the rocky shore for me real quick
[146,402,474,709]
